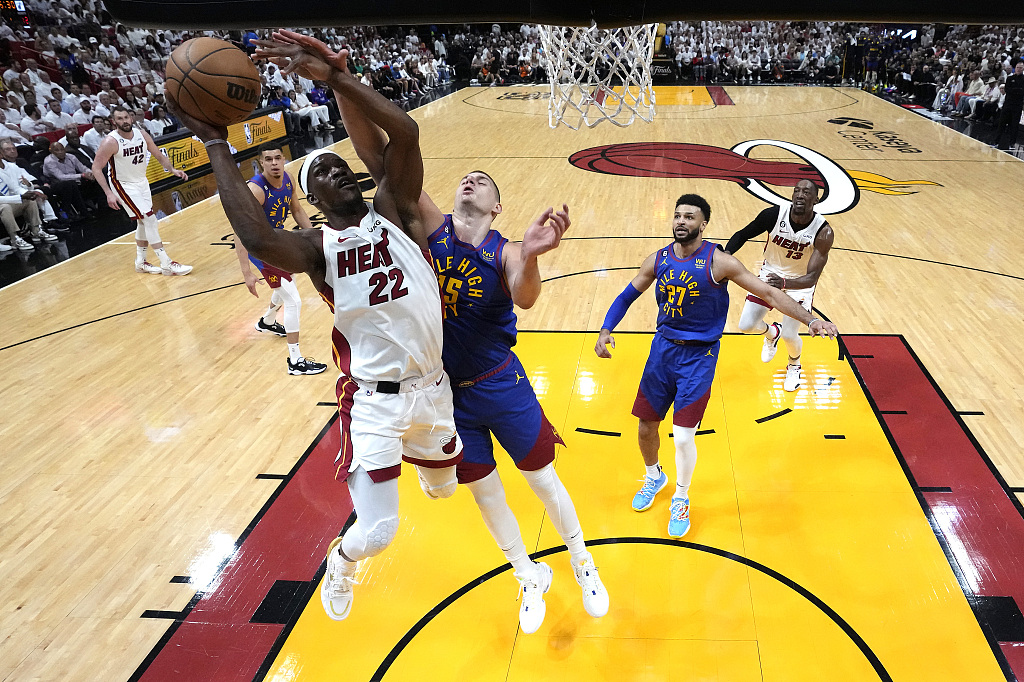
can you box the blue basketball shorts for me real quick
[632,334,720,428]
[452,353,564,484]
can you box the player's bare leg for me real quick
[633,419,668,512]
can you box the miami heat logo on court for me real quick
[568,140,940,215]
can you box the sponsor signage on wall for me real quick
[145,111,288,184]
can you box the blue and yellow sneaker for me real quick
[632,471,668,512]
[668,497,691,538]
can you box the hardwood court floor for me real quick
[1,86,1023,682]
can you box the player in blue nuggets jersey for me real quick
[596,194,838,538]
[335,84,608,633]
[236,142,326,375]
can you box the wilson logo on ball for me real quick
[226,82,259,105]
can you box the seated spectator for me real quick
[62,84,83,114]
[145,106,176,137]
[20,104,55,137]
[36,72,67,103]
[2,60,23,88]
[42,141,99,221]
[0,99,30,144]
[44,100,74,130]
[308,82,341,126]
[82,115,109,154]
[58,125,97,167]
[98,35,120,61]
[28,137,52,166]
[0,140,58,250]
[975,82,1004,122]
[23,59,44,87]
[94,92,113,119]
[954,75,995,118]
[953,70,987,115]
[289,87,333,131]
[123,89,145,112]
[73,99,97,125]
[266,86,300,133]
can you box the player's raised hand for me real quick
[809,318,839,339]
[595,329,616,358]
[254,31,347,81]
[521,204,570,260]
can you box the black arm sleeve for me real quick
[724,207,777,254]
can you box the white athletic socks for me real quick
[135,246,146,265]
[645,463,662,480]
[288,343,301,364]
[153,247,172,267]
[564,529,590,565]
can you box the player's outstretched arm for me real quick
[712,248,838,338]
[167,97,325,281]
[256,31,427,246]
[723,206,774,254]
[595,252,658,358]
[503,204,570,309]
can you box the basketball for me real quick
[165,37,261,127]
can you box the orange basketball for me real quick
[165,37,261,127]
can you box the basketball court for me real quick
[2,84,1024,682]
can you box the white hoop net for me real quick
[538,23,658,130]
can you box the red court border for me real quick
[129,334,1024,682]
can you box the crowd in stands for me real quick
[1,1,1022,252]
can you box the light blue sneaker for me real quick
[668,497,691,538]
[632,471,668,511]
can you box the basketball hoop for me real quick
[538,23,658,130]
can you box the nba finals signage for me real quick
[145,111,287,184]
[569,139,939,215]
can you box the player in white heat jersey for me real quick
[92,106,192,276]
[724,179,835,392]
[169,33,462,623]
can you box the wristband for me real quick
[808,317,820,327]
[782,277,787,289]
[204,138,230,148]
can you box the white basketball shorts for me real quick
[334,367,463,483]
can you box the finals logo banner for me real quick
[144,112,287,185]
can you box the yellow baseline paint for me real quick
[265,333,1002,682]
[652,86,715,106]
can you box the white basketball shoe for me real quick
[761,322,782,362]
[572,554,609,618]
[161,261,193,276]
[321,537,358,621]
[784,363,802,392]
[515,561,553,634]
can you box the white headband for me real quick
[298,149,342,196]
